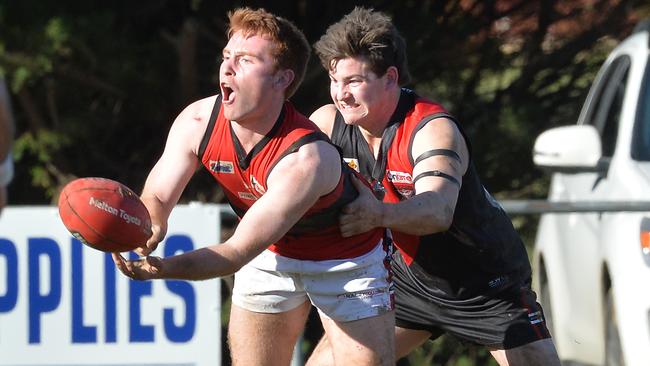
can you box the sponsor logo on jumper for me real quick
[337,288,386,299]
[487,275,509,288]
[88,197,142,226]
[209,160,234,174]
[250,175,266,195]
[387,171,412,183]
[238,192,257,201]
[528,310,543,325]
[344,158,360,172]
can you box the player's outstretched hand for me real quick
[112,253,163,280]
[340,175,384,237]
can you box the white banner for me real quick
[0,203,222,366]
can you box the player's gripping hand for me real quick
[134,223,165,257]
[112,253,163,280]
[340,175,385,237]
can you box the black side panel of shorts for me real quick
[392,252,552,349]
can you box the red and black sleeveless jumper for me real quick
[198,96,384,261]
[330,89,531,299]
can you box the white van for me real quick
[532,20,650,366]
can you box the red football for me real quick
[58,177,152,252]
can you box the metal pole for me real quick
[500,200,650,214]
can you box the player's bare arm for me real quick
[114,140,342,280]
[309,104,338,138]
[137,96,216,255]
[340,117,468,237]
[385,117,468,234]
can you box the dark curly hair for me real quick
[314,7,411,85]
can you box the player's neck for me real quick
[231,100,284,153]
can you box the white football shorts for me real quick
[232,239,394,322]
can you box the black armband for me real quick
[412,170,460,187]
[414,149,461,165]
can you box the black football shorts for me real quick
[392,252,552,349]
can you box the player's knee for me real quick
[305,335,333,366]
[501,339,561,366]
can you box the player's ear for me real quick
[274,69,295,91]
[385,66,398,87]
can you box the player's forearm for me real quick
[159,245,242,280]
[140,195,171,235]
[381,192,454,235]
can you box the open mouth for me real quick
[338,102,359,111]
[221,83,234,103]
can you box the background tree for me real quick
[1,1,648,365]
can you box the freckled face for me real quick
[219,31,280,124]
[328,57,389,127]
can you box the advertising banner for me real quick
[0,204,222,366]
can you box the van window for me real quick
[632,61,650,160]
[585,56,631,158]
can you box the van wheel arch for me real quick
[603,272,625,366]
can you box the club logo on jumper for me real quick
[238,191,257,201]
[386,171,414,198]
[250,175,266,195]
[528,310,544,325]
[344,158,360,172]
[396,188,414,198]
[386,171,412,184]
[209,160,234,174]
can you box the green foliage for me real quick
[1,0,647,364]
[44,17,70,51]
[13,129,71,198]
[404,336,498,366]
[1,0,643,203]
[14,129,68,163]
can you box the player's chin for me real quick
[221,106,239,121]
[339,111,364,126]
